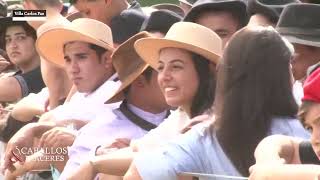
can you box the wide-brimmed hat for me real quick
[65,11,84,22]
[276,3,320,48]
[140,10,182,35]
[36,18,114,67]
[184,0,248,28]
[151,3,185,17]
[179,0,198,6]
[111,9,146,44]
[134,22,222,70]
[247,0,300,24]
[105,31,152,104]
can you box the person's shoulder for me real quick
[178,122,213,147]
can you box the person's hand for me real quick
[180,114,211,134]
[3,159,30,179]
[249,164,274,180]
[3,124,35,172]
[4,169,19,180]
[96,138,131,156]
[67,161,96,180]
[38,127,76,149]
[249,159,286,180]
[0,104,10,122]
[0,55,10,73]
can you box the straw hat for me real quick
[36,18,114,67]
[134,22,222,69]
[105,31,153,104]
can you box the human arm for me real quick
[249,164,320,180]
[0,55,10,73]
[0,76,22,102]
[254,135,303,164]
[67,147,135,180]
[10,94,45,122]
[38,127,77,148]
[3,121,57,170]
[40,59,72,109]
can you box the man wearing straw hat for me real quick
[61,31,169,180]
[3,18,120,174]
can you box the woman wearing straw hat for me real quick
[124,26,310,180]
[66,21,222,180]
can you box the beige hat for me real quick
[105,31,153,104]
[134,22,222,70]
[36,18,114,67]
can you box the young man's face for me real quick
[291,44,320,81]
[304,103,320,160]
[74,0,109,24]
[142,70,169,112]
[5,25,38,66]
[195,11,240,48]
[63,41,111,93]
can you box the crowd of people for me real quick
[0,0,319,179]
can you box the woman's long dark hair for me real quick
[189,51,216,118]
[214,27,298,176]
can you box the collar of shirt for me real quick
[126,103,167,126]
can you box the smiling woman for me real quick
[134,22,222,118]
[124,25,311,180]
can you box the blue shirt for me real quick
[134,117,310,180]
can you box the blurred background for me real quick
[4,0,179,6]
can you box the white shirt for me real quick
[293,80,304,106]
[26,87,49,107]
[131,108,192,151]
[58,103,168,180]
[51,76,120,121]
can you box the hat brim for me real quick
[283,35,320,48]
[184,1,248,26]
[134,37,220,70]
[179,0,193,6]
[105,63,149,104]
[36,28,114,67]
